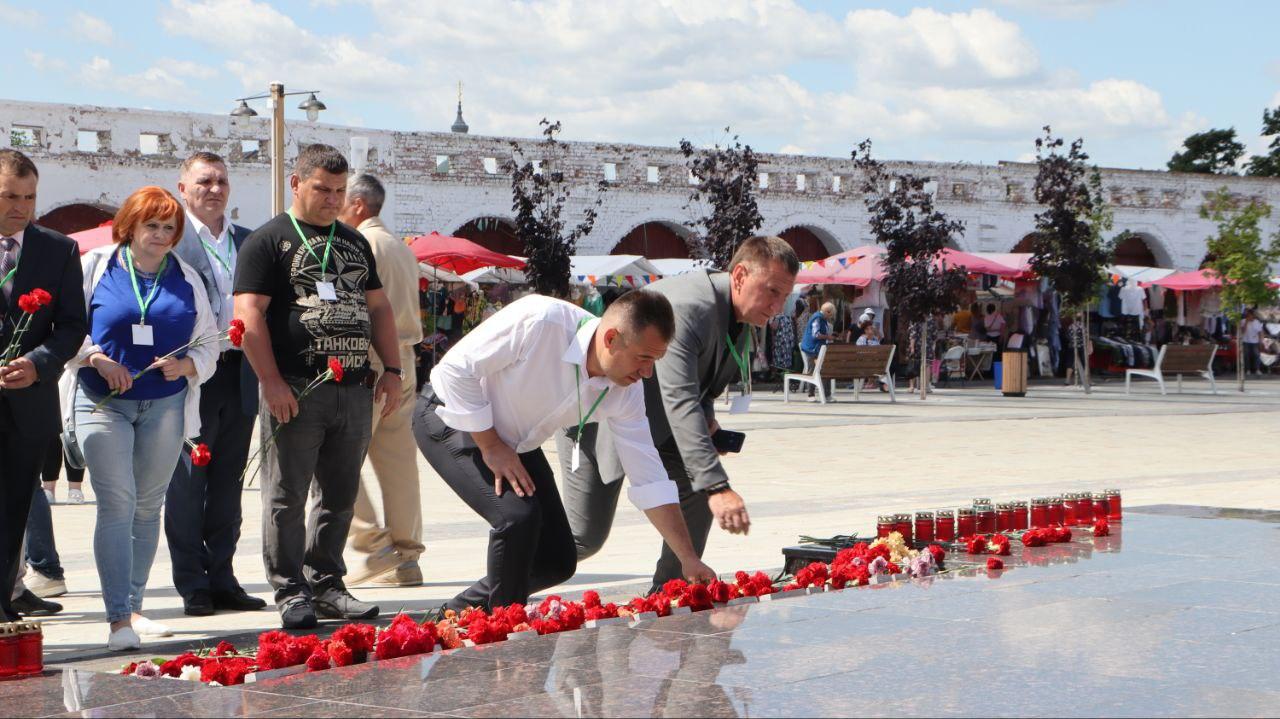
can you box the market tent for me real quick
[978,252,1034,278]
[649,258,715,276]
[1109,265,1175,284]
[795,246,1020,286]
[570,254,663,287]
[461,265,527,285]
[70,221,114,255]
[1145,269,1222,291]
[409,232,525,275]
[418,262,470,285]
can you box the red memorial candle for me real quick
[16,623,41,676]
[957,508,976,538]
[1106,489,1122,521]
[1030,498,1049,528]
[1062,493,1078,526]
[1092,493,1110,521]
[996,503,1015,533]
[975,504,996,534]
[935,510,956,542]
[1012,500,1029,530]
[1075,493,1094,526]
[0,625,18,679]
[915,511,935,543]
[895,513,913,544]
[877,515,895,539]
[1048,496,1065,527]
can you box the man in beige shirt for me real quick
[338,174,427,586]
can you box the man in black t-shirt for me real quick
[233,144,404,629]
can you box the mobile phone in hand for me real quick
[711,428,746,454]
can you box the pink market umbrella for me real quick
[1146,269,1222,291]
[409,232,525,276]
[797,245,1020,285]
[69,221,114,255]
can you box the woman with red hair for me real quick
[60,186,217,651]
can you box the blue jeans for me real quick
[76,385,187,623]
[24,487,63,580]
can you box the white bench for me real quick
[1125,343,1217,395]
[784,344,897,403]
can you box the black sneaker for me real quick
[212,587,268,611]
[12,589,61,616]
[278,595,318,629]
[313,585,379,620]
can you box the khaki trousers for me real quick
[349,346,425,562]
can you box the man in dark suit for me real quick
[558,236,798,594]
[0,149,87,621]
[164,151,266,616]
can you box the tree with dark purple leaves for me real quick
[852,139,966,399]
[510,119,607,298]
[680,130,763,269]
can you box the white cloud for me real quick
[79,57,202,101]
[0,2,40,27]
[24,50,67,73]
[71,11,116,45]
[153,0,1179,166]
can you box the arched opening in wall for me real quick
[453,217,521,256]
[777,225,837,261]
[1113,232,1167,267]
[611,221,693,259]
[37,203,116,235]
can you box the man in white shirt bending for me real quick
[415,290,716,612]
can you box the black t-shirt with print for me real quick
[233,212,383,384]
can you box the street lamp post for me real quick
[229,83,327,215]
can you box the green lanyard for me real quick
[198,230,233,275]
[725,331,752,389]
[287,210,335,277]
[0,261,17,292]
[573,316,608,441]
[123,246,168,325]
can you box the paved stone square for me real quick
[30,379,1280,669]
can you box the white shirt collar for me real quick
[185,209,231,242]
[1,226,25,249]
[562,316,601,375]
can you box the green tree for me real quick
[680,130,763,269]
[1029,127,1115,393]
[1200,187,1280,391]
[509,120,607,298]
[1245,106,1280,177]
[1167,128,1245,174]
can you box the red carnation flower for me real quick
[31,288,51,307]
[228,325,245,347]
[1092,518,1110,537]
[254,643,288,671]
[988,535,1011,556]
[1021,529,1047,547]
[965,534,989,555]
[927,544,946,566]
[327,639,355,667]
[986,557,1004,570]
[212,641,236,657]
[327,357,344,382]
[707,579,734,604]
[305,648,330,672]
[16,292,40,314]
[582,591,601,608]
[190,443,212,467]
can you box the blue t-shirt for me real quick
[801,313,830,355]
[80,250,197,400]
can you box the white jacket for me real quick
[59,245,218,439]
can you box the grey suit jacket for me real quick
[597,270,748,492]
[172,219,258,416]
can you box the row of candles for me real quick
[877,490,1123,545]
[0,622,43,679]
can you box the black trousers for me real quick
[0,399,51,620]
[165,353,256,600]
[413,394,575,612]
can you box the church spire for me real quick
[451,81,469,134]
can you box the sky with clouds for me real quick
[4,0,1277,170]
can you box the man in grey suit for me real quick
[559,236,799,593]
[164,151,266,616]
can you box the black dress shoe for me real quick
[211,587,267,611]
[12,589,61,616]
[184,590,216,616]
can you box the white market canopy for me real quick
[418,262,472,285]
[461,266,527,285]
[649,258,715,277]
[570,255,663,288]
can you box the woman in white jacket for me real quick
[62,187,217,651]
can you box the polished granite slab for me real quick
[7,506,1280,717]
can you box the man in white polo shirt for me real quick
[415,290,715,612]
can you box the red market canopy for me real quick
[409,232,525,276]
[796,246,1021,286]
[1146,269,1222,292]
[69,221,114,255]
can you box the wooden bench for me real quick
[1124,343,1217,395]
[784,344,896,403]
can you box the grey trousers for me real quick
[556,423,714,595]
[262,381,372,604]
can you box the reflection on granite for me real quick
[8,508,1280,717]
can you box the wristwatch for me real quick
[703,481,732,495]
[383,367,403,377]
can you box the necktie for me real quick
[0,237,16,302]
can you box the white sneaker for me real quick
[132,616,173,637]
[107,626,141,651]
[43,488,55,505]
[67,488,86,504]
[26,571,67,598]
